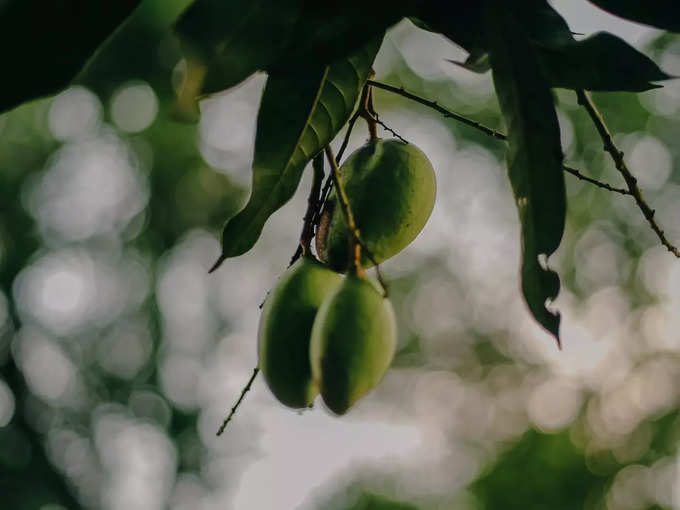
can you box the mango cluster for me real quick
[258,139,436,414]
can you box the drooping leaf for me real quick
[588,0,680,32]
[424,1,670,92]
[418,0,572,57]
[269,2,409,71]
[485,4,565,345]
[520,3,671,91]
[448,51,491,74]
[210,37,383,268]
[415,3,485,55]
[538,32,672,92]
[173,0,302,116]
[0,0,142,114]
[516,0,575,49]
[445,34,670,92]
[75,0,194,100]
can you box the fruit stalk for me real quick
[324,145,365,275]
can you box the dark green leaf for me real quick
[539,32,672,92]
[485,4,565,345]
[75,0,193,100]
[268,1,409,72]
[416,3,485,55]
[418,1,572,56]
[448,51,490,74]
[445,32,671,92]
[211,38,382,267]
[588,0,680,32]
[0,0,142,114]
[174,0,302,101]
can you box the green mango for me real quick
[316,138,436,271]
[258,256,342,408]
[310,274,396,415]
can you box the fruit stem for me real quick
[324,146,390,295]
[324,146,363,272]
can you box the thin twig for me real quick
[337,108,363,163]
[216,367,259,436]
[367,79,506,140]
[562,165,630,195]
[576,90,680,258]
[367,79,630,196]
[290,154,325,266]
[337,78,376,162]
[374,113,409,144]
[324,146,388,294]
[315,81,373,236]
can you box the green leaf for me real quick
[0,1,141,114]
[425,1,669,92]
[485,4,566,345]
[418,1,573,56]
[538,32,672,92]
[416,3,485,55]
[173,0,302,114]
[517,0,575,49]
[448,51,491,74]
[210,37,383,268]
[588,0,680,32]
[75,0,193,100]
[269,2,408,71]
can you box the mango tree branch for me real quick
[576,89,680,258]
[290,153,325,265]
[216,366,259,436]
[366,79,630,196]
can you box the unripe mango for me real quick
[316,139,436,271]
[310,274,396,415]
[258,256,342,408]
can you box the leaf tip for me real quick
[208,254,227,274]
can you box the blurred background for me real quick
[1,1,679,508]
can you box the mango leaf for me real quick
[515,0,575,49]
[428,1,669,92]
[0,0,141,114]
[174,0,302,113]
[539,32,672,92]
[588,0,680,32]
[446,35,670,92]
[415,3,485,55]
[75,0,193,100]
[269,2,408,71]
[210,37,383,269]
[448,51,491,74]
[419,0,572,57]
[485,4,565,345]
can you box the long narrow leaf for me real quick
[539,32,672,92]
[0,1,142,113]
[211,37,383,268]
[485,4,566,345]
[588,1,680,33]
[174,0,302,105]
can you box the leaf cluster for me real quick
[1,0,678,345]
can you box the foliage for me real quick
[2,0,678,343]
[1,1,680,508]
